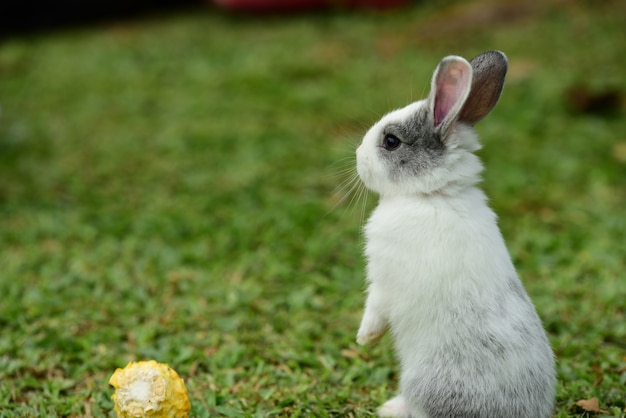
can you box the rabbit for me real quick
[354,50,556,418]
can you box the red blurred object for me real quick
[213,0,409,13]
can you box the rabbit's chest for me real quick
[363,194,507,295]
[364,200,460,285]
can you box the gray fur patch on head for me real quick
[377,107,446,182]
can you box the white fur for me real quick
[378,395,411,418]
[355,53,555,418]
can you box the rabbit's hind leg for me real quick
[377,395,411,418]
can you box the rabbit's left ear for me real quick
[429,56,473,140]
[459,50,508,125]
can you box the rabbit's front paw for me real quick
[357,329,384,345]
[357,315,386,345]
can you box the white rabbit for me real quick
[355,51,556,418]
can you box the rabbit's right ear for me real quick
[458,51,508,125]
[428,56,473,140]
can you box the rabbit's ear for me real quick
[429,56,473,139]
[459,51,508,125]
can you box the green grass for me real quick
[1,0,625,416]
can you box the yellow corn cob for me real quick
[109,360,191,418]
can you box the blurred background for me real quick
[1,0,409,38]
[0,0,624,416]
[1,0,198,37]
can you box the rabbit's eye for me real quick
[382,134,401,151]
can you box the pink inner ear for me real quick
[434,62,471,127]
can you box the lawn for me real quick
[0,0,625,416]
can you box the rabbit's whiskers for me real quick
[327,158,370,226]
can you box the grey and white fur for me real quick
[354,51,556,418]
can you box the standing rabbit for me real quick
[355,51,556,418]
